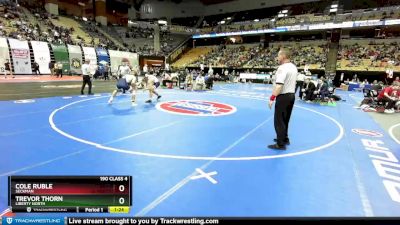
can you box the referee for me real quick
[268,48,298,150]
[81,59,93,95]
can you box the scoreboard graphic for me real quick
[8,176,132,213]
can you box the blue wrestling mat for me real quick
[0,83,399,217]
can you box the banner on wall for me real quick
[51,44,70,73]
[67,45,83,74]
[82,47,97,65]
[31,41,51,74]
[96,47,109,75]
[96,48,109,65]
[8,38,32,74]
[0,38,10,74]
[108,50,138,74]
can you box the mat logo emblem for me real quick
[6,218,12,224]
[157,100,236,116]
[352,128,383,137]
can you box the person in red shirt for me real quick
[378,81,400,112]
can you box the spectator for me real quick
[56,62,63,78]
[32,61,40,76]
[195,74,205,90]
[377,81,400,113]
[49,61,54,76]
[302,78,316,102]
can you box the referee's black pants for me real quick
[81,75,92,95]
[274,93,295,146]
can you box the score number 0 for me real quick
[119,185,125,205]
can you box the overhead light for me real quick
[220,20,225,24]
[278,14,284,18]
[82,17,88,21]
[331,4,338,8]
[281,9,288,13]
[329,8,337,12]
[254,19,259,22]
[78,2,85,6]
[270,18,276,22]
[227,17,231,20]
[158,20,167,25]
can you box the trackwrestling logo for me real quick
[156,100,237,116]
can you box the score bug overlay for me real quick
[8,176,132,213]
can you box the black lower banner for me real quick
[65,217,400,225]
[2,217,400,225]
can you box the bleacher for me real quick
[50,16,99,45]
[172,46,215,69]
[337,38,400,72]
[109,24,189,56]
[196,2,400,35]
[177,41,327,70]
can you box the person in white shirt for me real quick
[185,72,194,91]
[80,59,93,95]
[56,62,63,78]
[208,64,213,76]
[118,62,132,79]
[89,62,98,78]
[340,72,344,83]
[143,64,148,75]
[304,64,309,73]
[386,68,394,85]
[268,48,298,150]
[143,73,161,103]
[224,69,229,76]
[162,72,172,87]
[200,64,204,71]
[195,74,205,90]
[108,59,138,106]
[295,71,305,98]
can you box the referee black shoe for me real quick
[268,144,286,150]
[273,138,290,145]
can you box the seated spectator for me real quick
[194,74,206,91]
[302,78,316,102]
[371,81,384,92]
[162,72,172,87]
[205,74,214,90]
[377,81,400,113]
[315,79,330,101]
[185,72,194,91]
